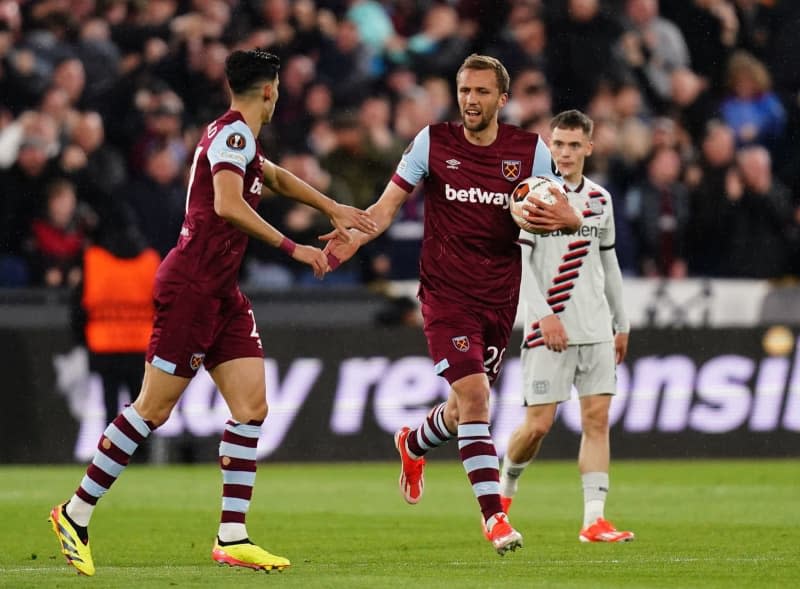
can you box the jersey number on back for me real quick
[185,145,204,213]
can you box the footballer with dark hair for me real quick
[48,49,376,575]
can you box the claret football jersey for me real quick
[158,110,266,294]
[392,122,555,307]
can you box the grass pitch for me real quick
[0,459,798,588]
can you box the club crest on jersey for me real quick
[226,133,246,150]
[189,353,205,371]
[502,160,521,181]
[452,336,470,352]
[588,198,604,214]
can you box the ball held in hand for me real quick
[509,175,566,234]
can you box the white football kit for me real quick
[518,176,629,405]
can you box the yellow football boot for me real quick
[212,540,290,572]
[49,504,95,576]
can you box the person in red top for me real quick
[49,49,376,576]
[324,54,582,555]
[28,178,88,288]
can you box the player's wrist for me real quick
[278,236,297,257]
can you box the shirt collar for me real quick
[564,177,584,194]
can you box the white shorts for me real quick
[520,342,616,406]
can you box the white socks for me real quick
[582,471,609,527]
[218,522,248,543]
[499,458,531,498]
[66,496,94,527]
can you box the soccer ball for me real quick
[510,175,566,234]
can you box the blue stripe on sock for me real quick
[105,423,137,455]
[122,406,151,437]
[219,441,257,460]
[222,497,250,513]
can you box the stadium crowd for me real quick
[1,0,800,289]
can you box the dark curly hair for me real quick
[224,49,281,95]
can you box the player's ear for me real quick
[586,140,594,157]
[498,93,509,108]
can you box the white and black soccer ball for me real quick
[509,175,566,234]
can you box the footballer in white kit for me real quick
[518,174,625,404]
[500,109,634,544]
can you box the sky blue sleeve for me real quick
[394,126,430,187]
[207,120,256,174]
[530,137,561,184]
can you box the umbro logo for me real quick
[446,159,461,169]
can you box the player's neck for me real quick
[563,172,583,188]
[462,121,499,146]
[229,100,263,137]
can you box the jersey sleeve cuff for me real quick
[391,173,415,193]
[211,162,246,176]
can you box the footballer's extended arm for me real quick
[261,158,377,239]
[320,180,410,265]
[212,170,329,277]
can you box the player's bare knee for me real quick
[581,403,609,437]
[581,415,609,439]
[457,395,490,420]
[235,396,267,423]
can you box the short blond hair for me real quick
[726,50,771,94]
[457,54,510,95]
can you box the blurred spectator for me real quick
[51,57,87,110]
[76,210,159,426]
[271,53,316,152]
[1,0,798,286]
[76,17,121,108]
[722,145,796,278]
[123,145,185,257]
[393,86,436,142]
[618,0,691,103]
[359,94,404,154]
[323,111,399,210]
[485,13,548,77]
[685,121,737,276]
[388,3,471,81]
[668,67,718,143]
[504,65,552,135]
[246,151,356,287]
[720,50,786,152]
[289,0,328,57]
[182,39,230,128]
[660,0,738,89]
[383,61,419,100]
[422,76,457,123]
[26,178,91,288]
[547,0,625,112]
[66,111,128,218]
[346,0,395,74]
[316,19,373,107]
[128,87,187,175]
[734,0,776,61]
[0,112,60,268]
[626,146,690,278]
